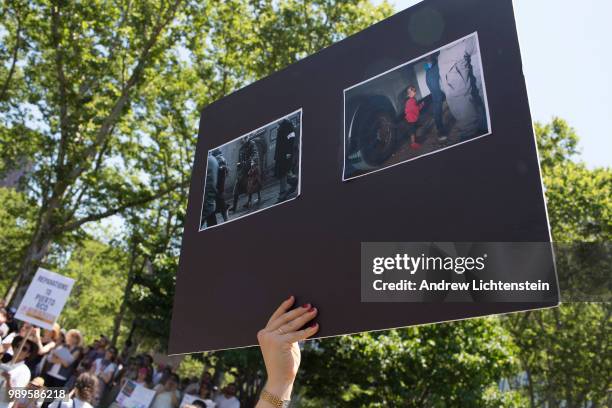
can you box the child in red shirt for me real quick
[404,85,424,149]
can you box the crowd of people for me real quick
[0,306,241,408]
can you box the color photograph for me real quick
[343,32,491,180]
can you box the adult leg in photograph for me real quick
[279,174,288,200]
[466,53,488,133]
[438,36,484,141]
[274,119,296,203]
[231,181,244,213]
[213,150,230,222]
[425,56,447,141]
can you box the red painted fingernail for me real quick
[309,307,317,313]
[310,322,318,328]
[302,303,311,309]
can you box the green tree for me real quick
[502,118,611,408]
[0,187,35,295]
[0,0,201,304]
[300,319,517,407]
[60,239,128,344]
[0,0,393,308]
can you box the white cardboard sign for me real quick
[115,381,157,408]
[15,268,75,330]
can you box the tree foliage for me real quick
[60,239,128,344]
[0,187,35,294]
[500,117,611,408]
[300,319,517,407]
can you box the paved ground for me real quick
[383,102,463,167]
[210,177,298,226]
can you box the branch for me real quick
[55,178,189,233]
[65,0,184,183]
[50,0,71,174]
[0,8,23,102]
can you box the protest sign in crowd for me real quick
[0,302,239,408]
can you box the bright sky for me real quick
[378,0,611,168]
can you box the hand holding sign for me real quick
[256,296,319,403]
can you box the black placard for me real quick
[169,0,558,354]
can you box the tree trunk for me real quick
[111,251,137,347]
[9,227,53,307]
[2,273,20,304]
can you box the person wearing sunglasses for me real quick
[0,336,39,408]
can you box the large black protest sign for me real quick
[169,0,559,354]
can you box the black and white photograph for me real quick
[199,109,302,230]
[343,32,491,180]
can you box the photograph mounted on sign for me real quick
[343,32,491,180]
[199,109,302,231]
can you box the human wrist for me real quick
[264,379,293,401]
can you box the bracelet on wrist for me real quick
[260,389,290,408]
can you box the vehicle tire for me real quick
[350,96,398,168]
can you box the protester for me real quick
[4,310,17,335]
[91,346,118,406]
[213,383,239,408]
[0,295,319,408]
[0,336,38,408]
[153,366,171,388]
[0,310,9,339]
[196,382,213,404]
[184,372,213,396]
[77,335,108,375]
[151,374,180,408]
[33,326,61,357]
[30,326,61,377]
[12,377,45,408]
[134,367,152,388]
[49,372,98,408]
[43,329,83,389]
[254,296,319,408]
[2,324,34,364]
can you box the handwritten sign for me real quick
[15,268,74,330]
